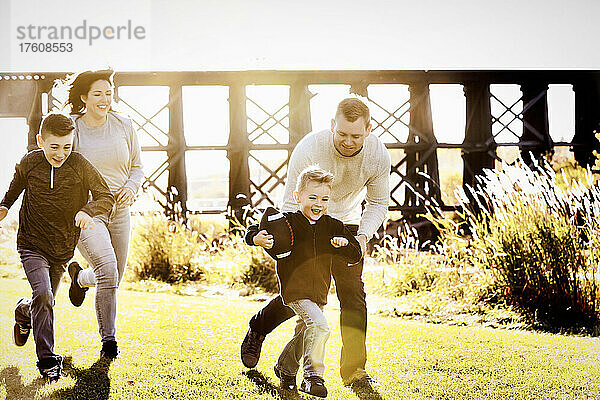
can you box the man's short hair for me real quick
[296,165,334,193]
[335,97,371,128]
[40,113,75,139]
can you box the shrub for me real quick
[129,216,206,283]
[428,159,600,332]
[226,214,279,294]
[0,220,22,279]
[128,213,280,293]
[372,234,441,296]
[239,246,279,293]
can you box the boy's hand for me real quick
[331,236,349,248]
[75,211,95,230]
[253,230,273,249]
[116,187,135,207]
[0,206,7,223]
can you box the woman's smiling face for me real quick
[81,79,112,119]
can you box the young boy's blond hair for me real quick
[295,165,334,194]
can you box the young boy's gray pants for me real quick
[15,249,66,362]
[277,299,331,378]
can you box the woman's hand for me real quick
[115,187,136,207]
[253,230,274,249]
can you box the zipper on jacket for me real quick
[50,166,54,189]
[313,224,317,299]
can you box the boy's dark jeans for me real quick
[249,225,367,382]
[15,249,66,362]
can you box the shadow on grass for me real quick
[0,366,45,400]
[350,384,385,400]
[243,369,305,400]
[0,357,113,400]
[48,356,113,400]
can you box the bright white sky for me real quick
[1,0,599,71]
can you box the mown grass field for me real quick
[2,277,600,400]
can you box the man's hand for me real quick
[115,187,136,207]
[331,236,349,248]
[75,211,95,230]
[356,234,367,256]
[0,206,8,226]
[253,230,274,249]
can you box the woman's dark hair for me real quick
[65,69,115,115]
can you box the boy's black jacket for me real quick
[246,210,362,305]
[1,150,114,265]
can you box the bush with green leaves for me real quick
[372,233,441,296]
[428,159,600,332]
[228,215,279,293]
[239,246,279,293]
[129,216,206,283]
[128,214,280,293]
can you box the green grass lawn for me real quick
[2,277,600,400]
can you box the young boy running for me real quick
[246,166,362,397]
[0,113,114,381]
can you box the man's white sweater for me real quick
[280,129,391,240]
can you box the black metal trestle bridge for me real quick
[1,70,599,224]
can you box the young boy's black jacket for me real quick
[246,211,362,305]
[0,150,114,265]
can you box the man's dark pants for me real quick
[249,225,367,382]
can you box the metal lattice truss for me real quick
[369,96,411,143]
[247,96,290,145]
[491,89,547,145]
[116,89,180,214]
[246,92,290,208]
[367,89,441,211]
[249,153,288,208]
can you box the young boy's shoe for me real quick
[300,376,327,398]
[13,322,30,346]
[100,340,119,359]
[14,297,31,346]
[274,365,297,390]
[37,356,63,381]
[68,261,88,307]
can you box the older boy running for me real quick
[242,98,391,390]
[0,113,114,381]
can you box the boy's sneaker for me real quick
[300,376,327,398]
[68,261,88,307]
[241,328,264,368]
[14,298,31,346]
[13,322,30,346]
[100,340,119,359]
[37,356,63,382]
[274,365,297,390]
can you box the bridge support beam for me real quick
[166,85,188,223]
[573,77,600,167]
[405,83,440,214]
[520,82,552,165]
[462,81,495,189]
[227,84,251,224]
